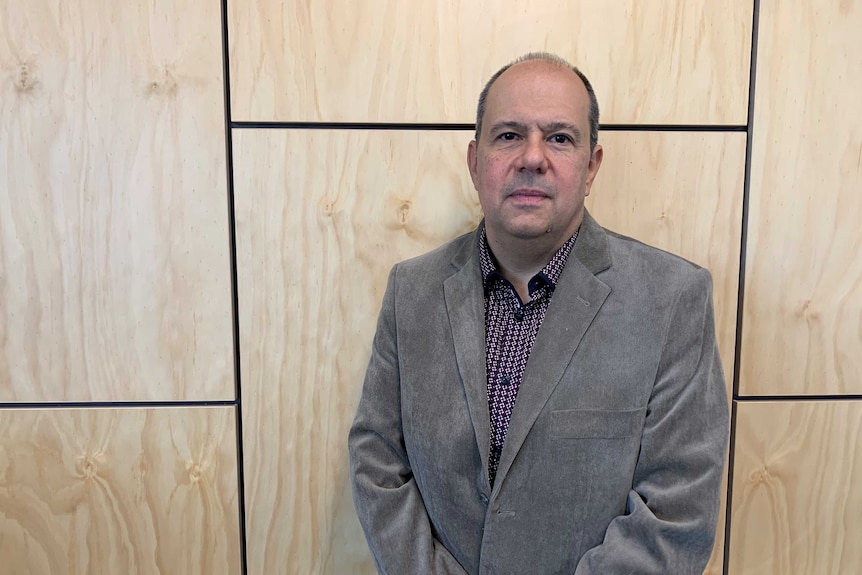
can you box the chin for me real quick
[503,223,553,240]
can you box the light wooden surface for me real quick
[728,400,862,574]
[0,0,233,401]
[234,129,741,573]
[740,0,862,395]
[0,407,240,574]
[233,129,480,574]
[229,0,752,124]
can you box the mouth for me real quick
[507,188,551,204]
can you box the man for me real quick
[349,52,729,574]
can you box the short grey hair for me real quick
[474,52,600,151]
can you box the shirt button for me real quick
[514,309,525,321]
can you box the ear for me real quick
[467,139,480,189]
[584,143,603,197]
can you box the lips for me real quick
[510,188,549,198]
[507,188,551,205]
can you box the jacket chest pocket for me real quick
[550,407,645,439]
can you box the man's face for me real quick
[468,60,603,248]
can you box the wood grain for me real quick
[0,407,240,574]
[229,0,752,124]
[728,400,862,574]
[233,129,480,574]
[234,129,741,573]
[0,0,233,401]
[740,0,862,395]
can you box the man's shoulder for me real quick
[601,226,709,283]
[394,228,477,276]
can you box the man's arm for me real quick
[575,267,730,574]
[348,266,469,575]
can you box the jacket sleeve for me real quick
[574,267,730,575]
[348,265,469,575]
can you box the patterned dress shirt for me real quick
[479,226,579,487]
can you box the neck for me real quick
[485,227,573,302]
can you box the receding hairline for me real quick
[489,57,591,103]
[504,54,581,77]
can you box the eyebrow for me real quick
[542,122,581,137]
[488,120,583,143]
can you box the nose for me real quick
[518,134,549,173]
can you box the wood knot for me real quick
[76,455,101,479]
[186,460,203,483]
[320,199,336,216]
[798,299,819,320]
[146,68,178,96]
[14,64,37,93]
[398,200,411,224]
[749,466,771,484]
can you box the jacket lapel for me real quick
[492,212,612,493]
[443,230,492,484]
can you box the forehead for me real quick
[484,60,590,129]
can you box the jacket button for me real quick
[479,494,489,505]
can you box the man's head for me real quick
[475,53,600,151]
[467,53,603,251]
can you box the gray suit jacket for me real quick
[349,211,729,574]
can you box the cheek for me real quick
[475,185,495,212]
[559,160,590,190]
[477,155,507,186]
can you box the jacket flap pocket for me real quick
[550,407,645,439]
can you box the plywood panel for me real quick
[728,400,862,574]
[234,129,480,574]
[0,0,233,401]
[235,129,740,573]
[229,0,752,124]
[0,407,240,574]
[740,0,862,395]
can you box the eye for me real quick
[550,134,572,144]
[498,132,519,141]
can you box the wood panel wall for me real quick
[0,0,233,402]
[725,0,862,573]
[740,0,862,396]
[233,129,481,574]
[229,0,752,124]
[0,0,238,572]
[0,407,240,575]
[728,401,862,574]
[2,0,860,574]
